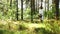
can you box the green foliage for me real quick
[23,7,31,19]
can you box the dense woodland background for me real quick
[0,0,60,34]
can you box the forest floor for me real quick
[0,19,60,34]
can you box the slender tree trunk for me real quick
[38,0,39,12]
[45,0,46,12]
[35,0,37,12]
[31,0,33,22]
[31,0,34,23]
[47,0,49,12]
[21,0,23,20]
[33,0,35,14]
[10,0,12,7]
[45,0,47,18]
[16,0,18,20]
[47,0,49,19]
[55,0,59,20]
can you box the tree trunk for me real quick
[16,0,18,20]
[21,0,23,20]
[45,0,46,12]
[35,0,37,12]
[10,0,12,7]
[47,0,49,19]
[31,0,35,23]
[55,0,59,20]
[53,0,59,20]
[33,0,35,14]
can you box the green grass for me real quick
[0,19,60,34]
